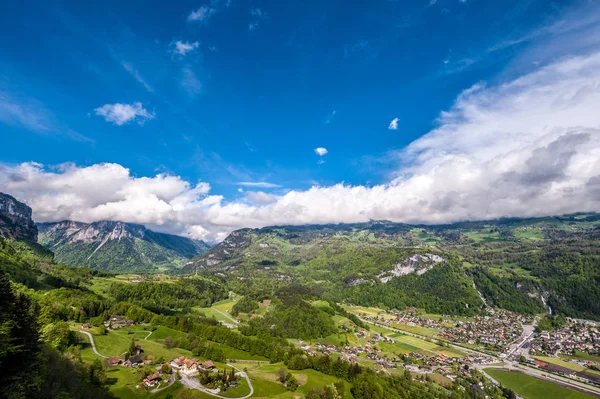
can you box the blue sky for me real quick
[2,0,600,241]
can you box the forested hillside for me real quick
[186,215,600,320]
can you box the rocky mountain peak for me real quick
[0,192,38,241]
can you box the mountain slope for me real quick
[37,220,210,273]
[0,192,38,241]
[185,215,600,319]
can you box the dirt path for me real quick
[212,307,238,324]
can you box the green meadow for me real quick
[485,369,595,399]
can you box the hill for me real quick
[185,215,600,319]
[37,220,210,273]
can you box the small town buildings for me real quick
[124,355,143,367]
[110,356,121,366]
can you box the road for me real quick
[79,331,109,358]
[179,363,254,399]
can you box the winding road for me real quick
[180,363,254,399]
[79,331,109,358]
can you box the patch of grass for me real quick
[220,377,251,398]
[195,307,237,324]
[212,298,238,314]
[533,356,586,372]
[388,322,441,338]
[237,361,351,399]
[396,335,439,350]
[147,326,187,341]
[210,341,268,361]
[431,346,467,358]
[485,369,595,399]
[250,378,288,398]
[559,351,600,363]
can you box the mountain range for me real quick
[37,220,210,273]
[185,216,600,320]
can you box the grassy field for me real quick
[533,356,587,372]
[219,377,251,398]
[238,361,351,399]
[147,326,187,341]
[195,306,237,324]
[485,369,595,399]
[387,322,442,338]
[210,341,269,361]
[212,298,238,314]
[559,351,600,363]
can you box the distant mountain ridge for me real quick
[0,192,38,241]
[37,220,210,273]
[184,214,600,320]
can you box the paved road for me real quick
[150,373,176,393]
[179,363,254,399]
[80,331,109,358]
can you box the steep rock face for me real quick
[0,193,38,241]
[37,220,210,273]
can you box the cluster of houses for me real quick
[436,311,528,350]
[103,315,134,329]
[531,318,600,359]
[170,356,216,376]
[357,308,529,352]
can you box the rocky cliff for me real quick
[0,192,38,241]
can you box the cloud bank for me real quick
[4,52,600,242]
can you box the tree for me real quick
[127,338,136,358]
[278,368,287,383]
[42,321,76,352]
[286,373,298,391]
[165,336,174,349]
[90,358,106,385]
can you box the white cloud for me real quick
[188,6,217,22]
[94,102,155,126]
[325,110,336,124]
[187,0,232,23]
[172,40,200,56]
[237,182,281,188]
[314,147,328,156]
[250,8,263,18]
[246,191,277,205]
[388,117,399,130]
[5,50,600,243]
[180,67,202,96]
[248,22,259,31]
[121,62,153,92]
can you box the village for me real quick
[532,317,600,358]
